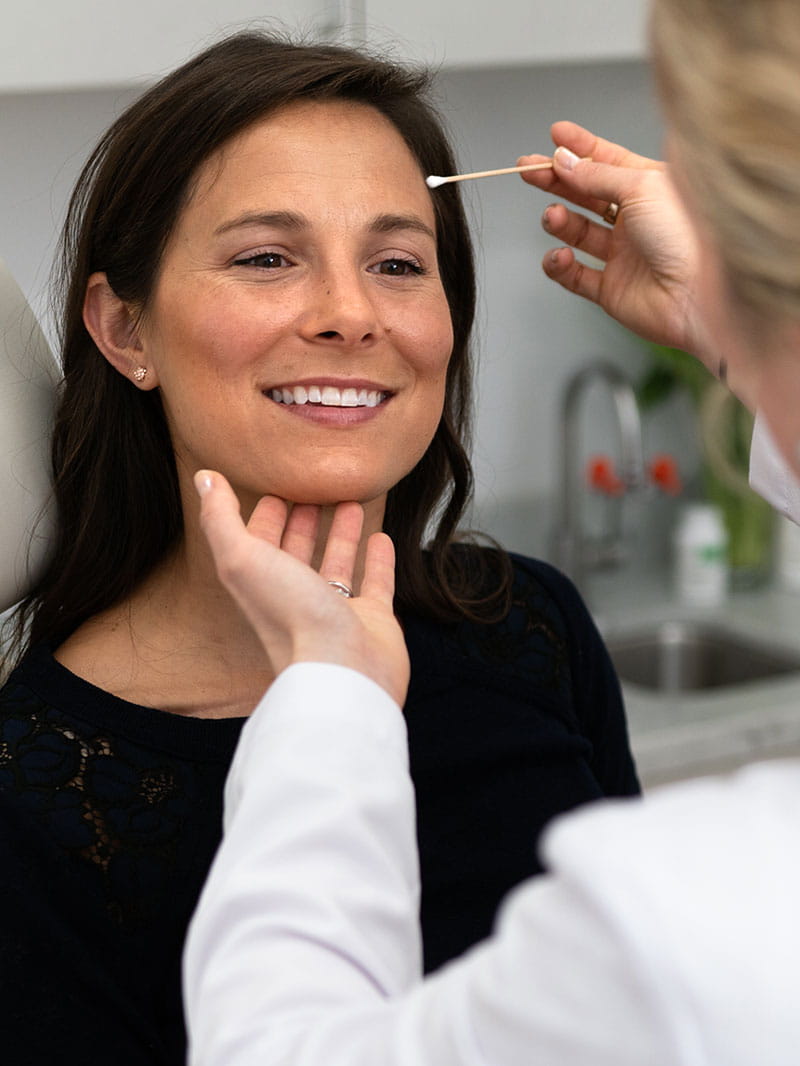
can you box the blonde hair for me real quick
[652,0,800,334]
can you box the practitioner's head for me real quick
[652,0,800,459]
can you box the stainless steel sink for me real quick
[606,620,800,693]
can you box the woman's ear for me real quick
[83,272,159,389]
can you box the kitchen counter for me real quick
[588,570,800,789]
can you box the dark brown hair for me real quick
[16,30,512,658]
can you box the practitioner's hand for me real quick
[194,471,410,708]
[518,121,717,374]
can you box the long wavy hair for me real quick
[14,31,512,661]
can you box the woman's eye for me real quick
[373,258,423,277]
[234,251,288,269]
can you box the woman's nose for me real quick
[297,273,382,347]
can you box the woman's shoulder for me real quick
[0,644,58,713]
[448,544,591,635]
[506,550,585,603]
[406,547,591,693]
[483,550,594,657]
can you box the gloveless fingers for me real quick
[278,503,322,567]
[542,246,606,306]
[359,531,396,607]
[318,501,364,592]
[543,202,614,261]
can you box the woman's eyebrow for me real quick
[214,210,307,236]
[213,210,435,242]
[369,213,436,242]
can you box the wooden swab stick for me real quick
[426,160,553,189]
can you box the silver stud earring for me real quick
[132,366,147,383]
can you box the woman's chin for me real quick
[293,484,388,510]
[244,478,390,513]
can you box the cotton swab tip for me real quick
[425,160,554,190]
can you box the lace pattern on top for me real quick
[0,691,187,928]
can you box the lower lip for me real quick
[263,394,391,425]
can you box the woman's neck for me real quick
[54,489,387,719]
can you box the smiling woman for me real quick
[91,99,455,520]
[0,31,638,1066]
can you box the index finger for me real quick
[549,121,663,171]
[517,121,663,215]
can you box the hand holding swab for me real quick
[426,160,553,189]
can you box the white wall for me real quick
[0,55,697,562]
[0,86,142,318]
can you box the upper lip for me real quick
[262,376,394,392]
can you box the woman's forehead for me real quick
[188,100,431,217]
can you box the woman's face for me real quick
[137,100,454,516]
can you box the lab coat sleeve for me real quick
[0,258,59,611]
[183,663,687,1066]
[183,662,424,1064]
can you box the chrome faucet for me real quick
[555,360,646,590]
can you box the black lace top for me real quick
[0,554,638,1065]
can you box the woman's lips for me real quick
[262,382,392,424]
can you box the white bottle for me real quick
[674,503,729,606]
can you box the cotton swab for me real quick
[426,160,553,189]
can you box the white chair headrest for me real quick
[0,259,59,612]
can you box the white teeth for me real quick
[268,385,386,408]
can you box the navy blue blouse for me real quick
[0,553,637,1064]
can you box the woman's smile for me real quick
[264,377,392,425]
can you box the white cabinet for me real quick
[0,0,323,92]
[1,1,648,92]
[365,0,649,67]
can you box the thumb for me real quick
[194,469,248,569]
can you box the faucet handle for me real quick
[586,455,626,496]
[648,453,682,495]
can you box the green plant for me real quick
[638,345,774,585]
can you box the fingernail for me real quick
[554,146,579,171]
[549,249,561,265]
[542,206,553,232]
[194,471,213,497]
